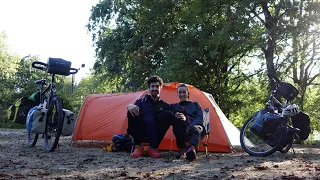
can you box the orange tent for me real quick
[72,82,241,152]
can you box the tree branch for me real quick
[307,73,320,86]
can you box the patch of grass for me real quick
[297,131,320,145]
[0,122,25,129]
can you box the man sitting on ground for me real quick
[127,75,172,158]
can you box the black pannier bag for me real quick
[291,112,311,140]
[8,97,36,124]
[250,110,282,138]
[47,57,71,76]
[264,126,294,148]
[277,82,299,101]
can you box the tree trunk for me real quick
[261,1,277,88]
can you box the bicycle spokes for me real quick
[44,98,63,152]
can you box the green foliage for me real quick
[0,32,20,122]
[228,75,268,127]
[14,55,49,98]
[303,85,320,131]
[1,0,320,135]
[87,0,262,114]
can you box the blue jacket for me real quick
[172,101,203,127]
[134,94,171,123]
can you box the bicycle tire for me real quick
[240,113,285,157]
[27,132,39,147]
[44,96,63,152]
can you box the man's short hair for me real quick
[147,75,163,87]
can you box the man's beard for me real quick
[151,91,159,98]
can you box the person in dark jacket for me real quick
[172,83,205,161]
[127,76,173,158]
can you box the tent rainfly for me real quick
[72,82,242,152]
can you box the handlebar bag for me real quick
[277,82,299,101]
[47,58,71,76]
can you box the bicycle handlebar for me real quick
[32,61,82,75]
[32,61,47,71]
[69,68,78,74]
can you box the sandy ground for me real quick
[0,128,320,180]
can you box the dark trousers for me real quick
[127,110,173,149]
[172,118,205,150]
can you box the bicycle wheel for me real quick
[44,96,63,152]
[27,131,39,147]
[240,113,285,156]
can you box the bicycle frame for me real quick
[39,74,57,107]
[264,83,290,117]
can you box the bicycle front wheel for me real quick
[240,113,285,157]
[44,96,63,152]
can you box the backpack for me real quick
[8,97,36,124]
[112,134,134,152]
[8,92,41,124]
[291,112,311,140]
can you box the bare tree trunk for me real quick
[290,0,320,110]
[261,1,278,88]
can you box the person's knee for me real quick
[194,125,203,133]
[187,125,203,135]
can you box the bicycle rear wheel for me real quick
[44,96,63,152]
[240,113,285,157]
[27,132,39,147]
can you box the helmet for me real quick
[282,104,299,116]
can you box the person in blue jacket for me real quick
[127,75,173,158]
[172,83,204,161]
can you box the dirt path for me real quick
[0,128,320,180]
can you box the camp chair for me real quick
[201,108,210,157]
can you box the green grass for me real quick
[0,122,25,129]
[303,131,320,145]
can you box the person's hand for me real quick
[128,104,140,117]
[175,112,186,121]
[141,94,148,102]
[137,94,148,102]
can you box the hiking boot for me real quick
[175,148,186,159]
[185,146,196,161]
[147,147,161,158]
[130,145,144,158]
